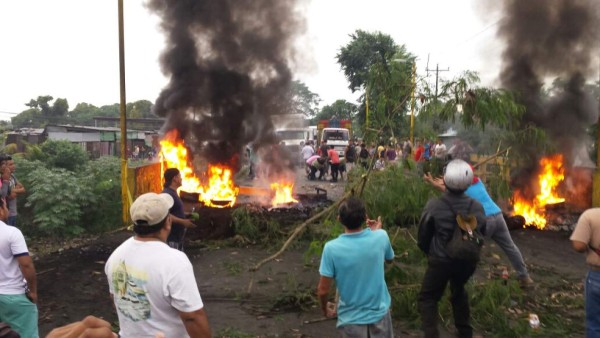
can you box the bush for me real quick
[28,140,89,171]
[80,156,122,233]
[348,163,439,227]
[25,166,94,236]
[13,156,122,237]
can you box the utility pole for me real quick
[118,0,129,226]
[426,64,450,106]
[594,57,600,207]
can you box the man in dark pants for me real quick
[161,168,196,251]
[417,160,486,338]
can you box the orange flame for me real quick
[200,165,239,208]
[159,130,238,208]
[270,181,299,207]
[159,130,202,193]
[513,154,565,229]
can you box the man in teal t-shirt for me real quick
[317,197,395,337]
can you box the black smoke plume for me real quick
[147,0,306,174]
[497,0,600,197]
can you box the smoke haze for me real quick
[497,0,600,194]
[147,0,307,174]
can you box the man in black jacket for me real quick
[417,160,486,338]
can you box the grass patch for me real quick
[214,328,256,338]
[306,165,585,337]
[223,261,243,276]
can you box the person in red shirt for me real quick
[327,145,340,182]
[414,141,425,162]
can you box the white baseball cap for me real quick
[130,193,174,226]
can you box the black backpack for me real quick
[346,145,356,161]
[359,147,369,159]
[440,197,484,262]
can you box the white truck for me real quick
[317,119,352,159]
[271,114,310,164]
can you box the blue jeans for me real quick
[485,213,528,278]
[7,216,16,226]
[586,270,600,337]
[338,311,394,338]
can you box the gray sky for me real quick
[0,0,503,120]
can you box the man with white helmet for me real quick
[417,160,486,338]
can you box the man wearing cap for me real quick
[105,192,211,337]
[162,168,196,251]
[0,198,38,338]
[571,208,600,337]
[417,159,486,338]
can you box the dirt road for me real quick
[34,167,588,337]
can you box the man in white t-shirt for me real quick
[0,198,38,338]
[433,139,447,160]
[301,141,316,174]
[105,193,211,338]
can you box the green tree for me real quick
[12,96,70,127]
[51,98,69,117]
[289,80,321,118]
[98,104,120,117]
[337,30,415,139]
[35,95,53,116]
[28,140,89,171]
[314,100,358,123]
[70,102,101,125]
[337,30,401,93]
[11,108,41,128]
[419,71,524,131]
[417,71,547,163]
[127,100,154,118]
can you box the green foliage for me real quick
[314,99,358,124]
[231,206,281,244]
[290,80,321,118]
[12,95,71,127]
[52,98,69,117]
[303,218,343,263]
[14,156,122,237]
[13,97,156,128]
[11,108,42,129]
[232,206,262,240]
[126,100,155,118]
[30,140,89,171]
[214,328,255,338]
[80,156,122,232]
[354,164,438,227]
[420,71,525,131]
[336,30,416,137]
[25,166,93,236]
[337,30,403,93]
[303,163,579,336]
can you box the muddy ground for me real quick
[33,168,589,337]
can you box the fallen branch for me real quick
[250,189,354,272]
[37,268,56,276]
[472,147,511,169]
[303,316,336,324]
[247,108,397,293]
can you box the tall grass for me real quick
[309,163,584,337]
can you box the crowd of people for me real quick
[3,135,600,337]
